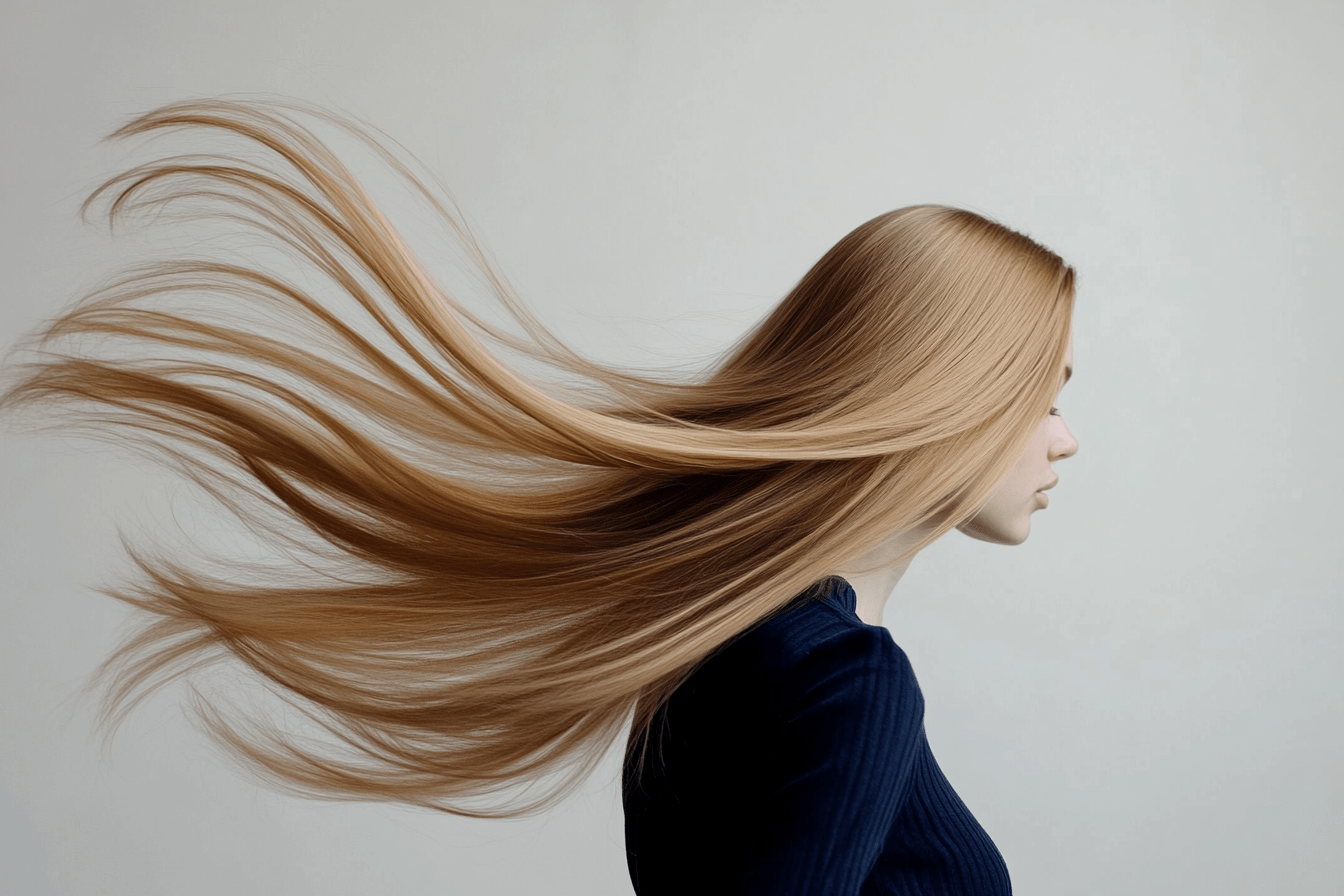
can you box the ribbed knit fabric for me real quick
[622,577,1011,895]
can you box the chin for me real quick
[957,516,1030,546]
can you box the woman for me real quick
[1,99,1077,894]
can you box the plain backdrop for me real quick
[2,1,1341,894]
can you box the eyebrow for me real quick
[1063,364,1073,385]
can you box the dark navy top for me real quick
[622,577,1011,895]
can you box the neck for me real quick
[833,526,934,626]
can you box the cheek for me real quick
[964,456,1042,542]
[993,456,1038,507]
[959,419,1052,544]
[1004,425,1052,494]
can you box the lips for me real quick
[1036,477,1058,509]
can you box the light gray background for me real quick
[3,1,1340,894]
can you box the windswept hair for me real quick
[0,99,1074,816]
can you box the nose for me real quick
[1049,417,1079,462]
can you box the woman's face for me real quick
[958,334,1077,545]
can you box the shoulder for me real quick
[739,595,928,810]
[726,590,924,724]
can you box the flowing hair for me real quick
[0,98,1074,816]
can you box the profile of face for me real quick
[957,334,1078,546]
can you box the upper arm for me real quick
[739,627,924,895]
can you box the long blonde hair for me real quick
[0,99,1074,816]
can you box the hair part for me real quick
[0,98,1074,815]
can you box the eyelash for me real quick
[1049,407,1062,416]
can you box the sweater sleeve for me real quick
[739,623,925,895]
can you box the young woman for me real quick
[1,99,1077,895]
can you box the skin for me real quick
[838,334,1077,626]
